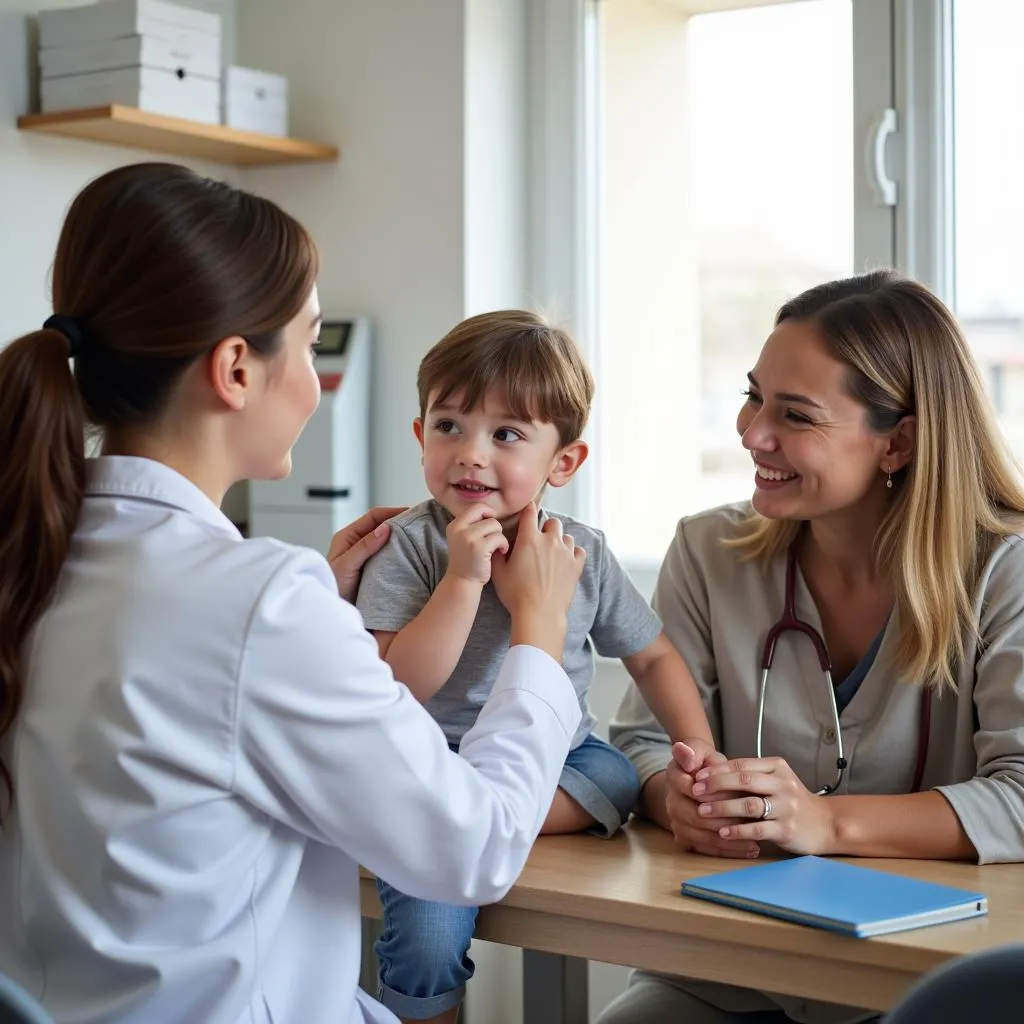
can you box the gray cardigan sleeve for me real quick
[609,517,721,785]
[936,536,1024,864]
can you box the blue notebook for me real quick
[681,856,987,938]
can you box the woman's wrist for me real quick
[814,794,841,856]
[509,608,567,663]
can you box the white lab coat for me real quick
[0,456,581,1024]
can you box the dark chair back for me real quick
[885,944,1024,1023]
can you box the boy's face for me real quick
[413,388,588,524]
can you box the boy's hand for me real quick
[672,738,726,775]
[665,743,757,859]
[446,504,510,584]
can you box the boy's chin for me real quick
[435,492,502,518]
[434,491,528,524]
[501,502,545,530]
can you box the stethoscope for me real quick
[757,545,932,795]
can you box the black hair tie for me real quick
[43,314,89,359]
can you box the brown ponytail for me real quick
[0,162,318,817]
[0,330,86,810]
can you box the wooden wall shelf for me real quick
[17,105,339,167]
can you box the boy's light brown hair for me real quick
[417,310,595,447]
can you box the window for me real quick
[589,0,894,567]
[951,0,1024,458]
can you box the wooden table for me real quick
[359,822,1024,1023]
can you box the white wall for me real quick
[236,0,472,510]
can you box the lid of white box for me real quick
[226,65,288,97]
[40,0,221,49]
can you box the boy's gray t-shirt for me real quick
[355,499,662,749]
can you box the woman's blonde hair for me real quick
[730,270,1024,690]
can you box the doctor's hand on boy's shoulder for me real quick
[445,504,510,585]
[327,506,407,602]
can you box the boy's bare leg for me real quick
[541,787,596,834]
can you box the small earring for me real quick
[886,465,893,489]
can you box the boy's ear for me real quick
[548,439,589,489]
[412,418,425,451]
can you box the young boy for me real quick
[356,310,715,1024]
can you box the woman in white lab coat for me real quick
[0,162,586,1024]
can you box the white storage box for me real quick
[224,65,288,137]
[40,33,219,81]
[41,65,220,124]
[39,0,220,50]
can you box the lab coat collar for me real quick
[86,456,241,537]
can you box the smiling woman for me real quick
[601,270,1024,1024]
[728,273,1006,691]
[737,320,914,525]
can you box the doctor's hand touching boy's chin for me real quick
[490,501,587,663]
[327,506,407,603]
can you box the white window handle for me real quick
[867,107,898,207]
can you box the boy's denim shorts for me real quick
[374,733,641,1019]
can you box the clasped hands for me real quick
[665,741,837,858]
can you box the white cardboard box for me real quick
[39,0,220,50]
[224,104,287,137]
[224,65,288,137]
[40,33,220,81]
[41,65,220,123]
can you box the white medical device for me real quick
[250,317,371,554]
